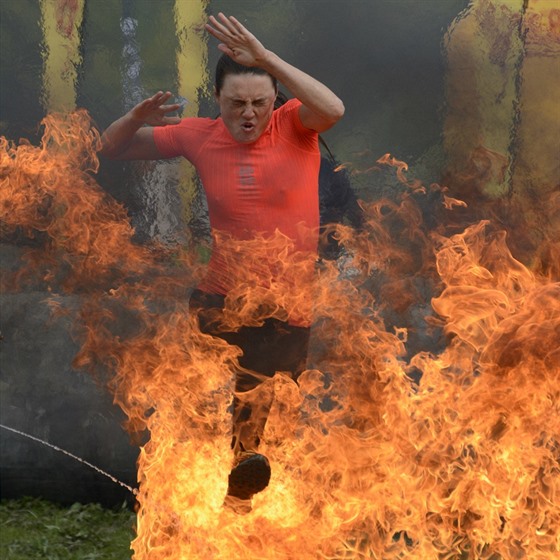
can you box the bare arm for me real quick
[100,91,181,160]
[206,14,345,133]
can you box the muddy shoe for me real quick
[227,452,271,501]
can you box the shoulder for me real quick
[153,117,219,158]
[161,116,217,133]
[153,117,214,141]
[274,98,303,121]
[273,98,317,138]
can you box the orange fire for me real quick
[1,113,558,559]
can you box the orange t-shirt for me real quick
[153,99,320,298]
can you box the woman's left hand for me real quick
[205,13,269,68]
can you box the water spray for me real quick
[0,423,138,497]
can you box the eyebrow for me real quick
[228,96,269,103]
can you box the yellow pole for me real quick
[443,0,526,198]
[511,0,560,270]
[40,0,85,113]
[443,0,560,270]
[512,0,560,198]
[173,0,210,227]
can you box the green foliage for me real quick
[0,498,135,560]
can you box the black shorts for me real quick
[188,289,310,391]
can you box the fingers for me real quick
[149,92,180,111]
[148,91,173,105]
[210,13,237,36]
[205,15,229,43]
[217,13,247,35]
[206,13,249,44]
[137,92,180,117]
[226,15,248,35]
[136,91,168,112]
[161,103,181,113]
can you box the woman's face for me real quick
[216,73,277,144]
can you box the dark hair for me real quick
[215,54,277,94]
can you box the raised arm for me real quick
[100,91,181,160]
[205,13,345,133]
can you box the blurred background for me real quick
[1,0,558,506]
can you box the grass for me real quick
[0,497,136,560]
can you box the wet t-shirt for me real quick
[153,99,320,300]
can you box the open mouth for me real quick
[241,122,255,132]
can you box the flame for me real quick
[1,112,559,559]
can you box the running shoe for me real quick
[227,452,271,501]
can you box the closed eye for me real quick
[231,99,268,109]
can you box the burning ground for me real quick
[1,111,558,559]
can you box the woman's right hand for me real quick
[130,91,182,127]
